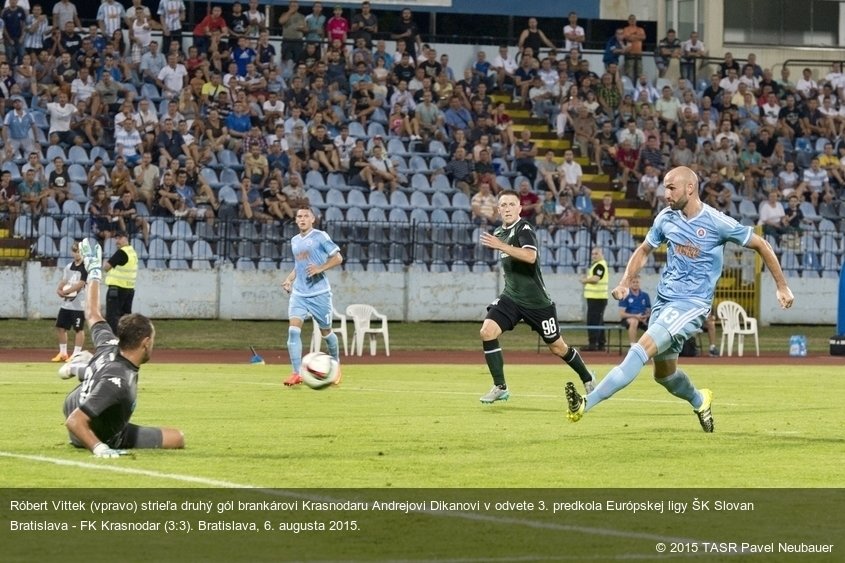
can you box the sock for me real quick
[584,343,649,413]
[483,339,505,388]
[656,370,703,409]
[324,332,339,362]
[73,346,82,355]
[562,347,593,383]
[59,344,67,355]
[287,327,302,374]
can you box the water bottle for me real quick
[789,335,807,357]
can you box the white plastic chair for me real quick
[346,304,390,356]
[716,300,759,357]
[310,307,349,356]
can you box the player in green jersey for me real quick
[478,190,597,403]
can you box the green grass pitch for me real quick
[1,362,842,488]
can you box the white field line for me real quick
[0,450,714,555]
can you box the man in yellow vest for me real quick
[581,247,609,351]
[103,231,139,333]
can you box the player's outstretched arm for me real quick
[79,239,106,326]
[613,241,653,300]
[747,234,794,308]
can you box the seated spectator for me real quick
[0,171,20,226]
[112,190,150,244]
[441,146,474,195]
[593,193,629,230]
[516,179,540,223]
[17,169,47,217]
[554,193,583,229]
[779,161,800,197]
[619,275,651,345]
[367,144,399,192]
[615,138,640,186]
[702,171,732,213]
[782,194,808,238]
[758,190,787,240]
[262,177,295,222]
[89,187,116,241]
[796,157,831,207]
[638,165,660,208]
[282,173,310,210]
[470,181,499,225]
[346,144,374,189]
[536,189,559,230]
[557,149,583,195]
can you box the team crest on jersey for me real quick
[695,227,706,238]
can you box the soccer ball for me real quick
[63,283,78,299]
[300,352,339,390]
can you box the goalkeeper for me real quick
[62,239,185,458]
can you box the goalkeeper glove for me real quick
[93,442,130,458]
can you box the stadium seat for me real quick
[59,216,83,239]
[716,300,759,357]
[37,216,59,239]
[309,306,349,356]
[170,240,193,260]
[348,121,367,139]
[46,145,67,163]
[346,304,390,356]
[389,191,412,210]
[35,234,58,257]
[13,215,33,237]
[68,146,91,166]
[347,190,368,209]
[410,191,432,210]
[367,208,387,222]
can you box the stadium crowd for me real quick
[0,2,842,274]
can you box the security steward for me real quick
[103,231,139,333]
[580,247,609,351]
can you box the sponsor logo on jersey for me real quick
[108,377,122,388]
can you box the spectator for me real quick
[391,8,421,61]
[350,1,377,48]
[593,193,629,230]
[622,15,646,80]
[758,190,787,240]
[0,170,20,226]
[655,28,681,80]
[517,17,554,59]
[278,1,304,62]
[471,181,498,225]
[563,12,585,52]
[680,31,707,82]
[618,275,651,345]
[516,179,540,223]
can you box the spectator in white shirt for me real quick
[156,53,187,99]
[563,12,585,51]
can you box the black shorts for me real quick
[56,309,85,331]
[66,423,163,450]
[116,424,164,449]
[486,294,560,344]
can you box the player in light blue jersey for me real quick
[565,166,794,432]
[282,208,343,386]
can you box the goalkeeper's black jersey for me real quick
[69,322,139,447]
[494,219,553,309]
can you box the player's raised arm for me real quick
[746,233,795,308]
[79,238,106,326]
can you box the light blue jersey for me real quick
[291,229,341,298]
[645,204,752,308]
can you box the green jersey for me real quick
[495,218,553,309]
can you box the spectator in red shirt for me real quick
[593,193,629,230]
[516,179,540,223]
[193,6,230,53]
[326,6,349,44]
[615,138,640,187]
